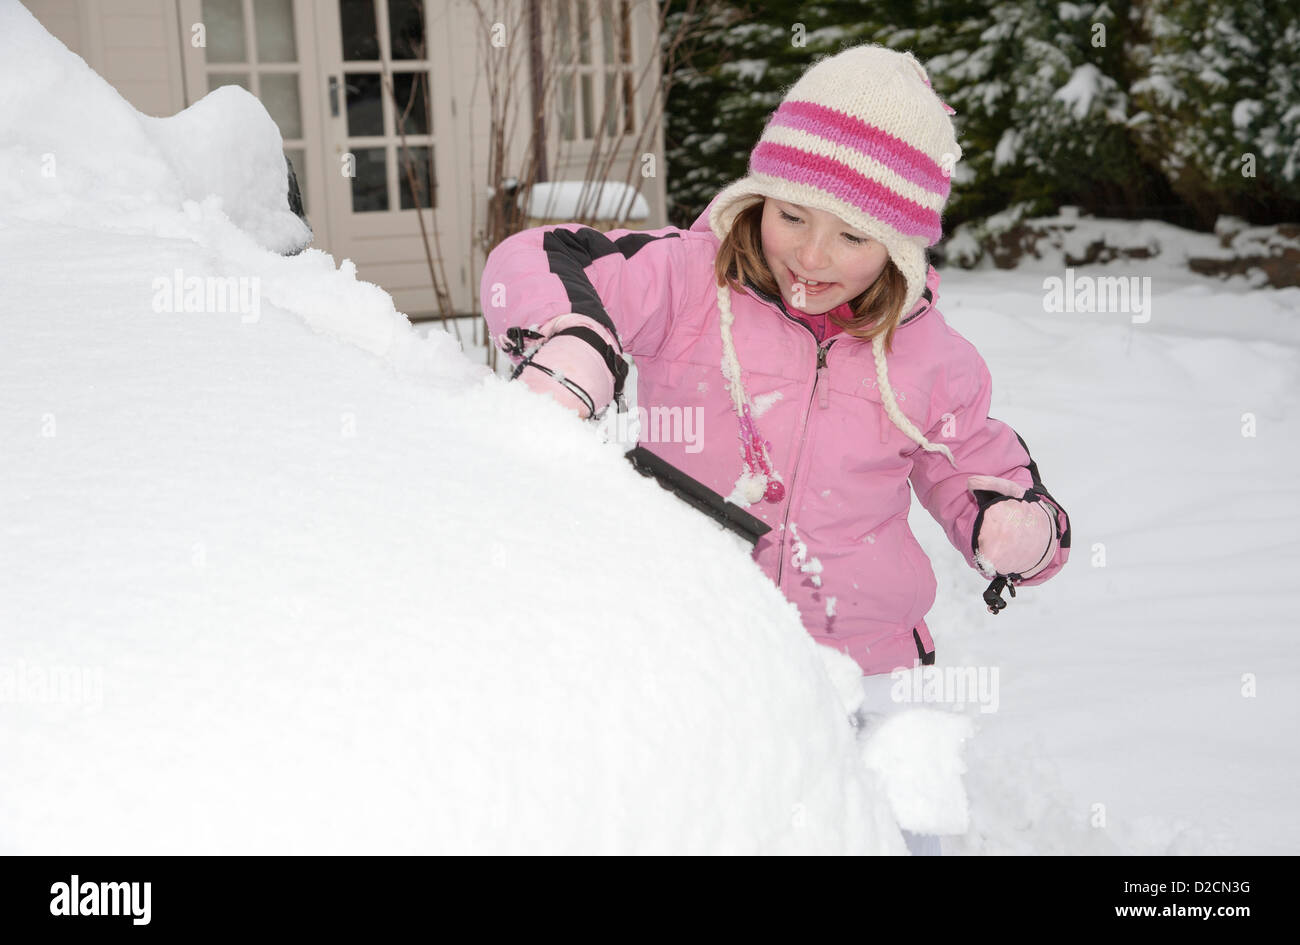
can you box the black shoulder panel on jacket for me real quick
[540,228,683,350]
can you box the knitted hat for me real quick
[713,44,962,506]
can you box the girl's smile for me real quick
[760,198,891,314]
[782,266,837,297]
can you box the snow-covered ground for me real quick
[907,261,1300,854]
[4,2,1298,854]
[3,216,913,855]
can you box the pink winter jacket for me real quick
[479,199,1071,676]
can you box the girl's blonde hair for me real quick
[712,197,911,356]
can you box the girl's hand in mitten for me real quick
[967,475,1059,580]
[507,314,619,419]
[518,334,611,418]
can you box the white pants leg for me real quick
[855,671,945,857]
[902,829,943,856]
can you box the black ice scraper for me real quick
[624,446,771,548]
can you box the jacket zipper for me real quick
[741,278,935,587]
[746,281,837,587]
[775,337,836,587]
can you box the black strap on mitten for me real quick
[501,324,630,416]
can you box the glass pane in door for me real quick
[559,73,575,140]
[345,73,384,136]
[388,0,427,60]
[202,0,246,63]
[391,72,430,135]
[339,0,380,60]
[398,145,435,210]
[254,0,298,62]
[350,147,388,211]
[261,73,303,139]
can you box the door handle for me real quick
[329,75,340,117]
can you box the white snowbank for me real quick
[143,86,310,254]
[0,215,917,853]
[0,4,930,854]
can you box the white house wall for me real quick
[24,0,186,117]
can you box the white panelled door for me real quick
[314,0,469,316]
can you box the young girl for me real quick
[480,44,1071,850]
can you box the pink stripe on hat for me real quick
[751,141,942,241]
[768,100,950,196]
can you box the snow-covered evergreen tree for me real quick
[1129,0,1300,226]
[661,0,1298,256]
[885,3,1170,244]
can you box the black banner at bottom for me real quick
[0,855,1284,934]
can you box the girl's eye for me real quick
[779,210,868,245]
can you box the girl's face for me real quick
[760,198,891,315]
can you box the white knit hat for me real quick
[713,44,963,505]
[713,43,961,319]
